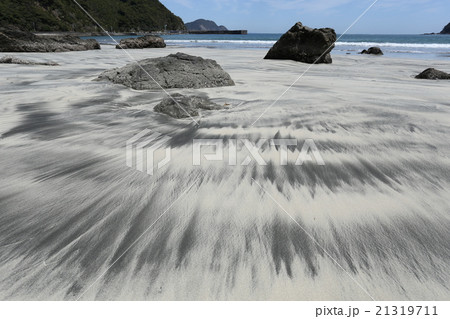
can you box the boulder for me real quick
[415,68,450,80]
[0,55,59,66]
[98,52,235,90]
[360,47,384,55]
[0,28,100,52]
[116,35,166,49]
[154,93,225,119]
[264,22,336,64]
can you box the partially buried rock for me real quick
[0,55,59,65]
[98,52,235,90]
[0,28,100,52]
[154,93,224,119]
[360,47,383,55]
[415,68,450,80]
[116,35,166,49]
[264,22,336,64]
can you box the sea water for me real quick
[87,33,450,60]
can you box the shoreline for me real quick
[1,44,450,66]
[31,31,450,36]
[89,43,450,62]
[73,33,450,61]
[33,31,188,37]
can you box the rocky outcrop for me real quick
[264,22,336,64]
[415,68,450,80]
[185,19,227,31]
[154,93,225,119]
[0,56,59,65]
[360,47,383,55]
[0,28,100,52]
[98,52,235,90]
[116,35,166,49]
[440,23,450,34]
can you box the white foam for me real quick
[165,40,276,45]
[164,39,450,48]
[336,41,450,49]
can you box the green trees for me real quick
[0,0,185,32]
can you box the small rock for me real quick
[415,68,450,80]
[360,47,384,55]
[116,35,166,49]
[154,93,224,119]
[0,55,59,65]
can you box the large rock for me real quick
[415,68,450,80]
[154,93,224,119]
[116,35,166,49]
[98,52,235,90]
[0,28,100,52]
[440,23,450,34]
[360,47,383,55]
[0,55,59,66]
[264,22,336,64]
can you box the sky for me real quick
[161,0,450,34]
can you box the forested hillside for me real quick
[0,0,185,32]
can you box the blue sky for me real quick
[161,0,450,34]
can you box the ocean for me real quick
[88,33,450,60]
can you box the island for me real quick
[441,22,450,34]
[185,18,247,35]
[185,19,228,32]
[424,22,450,35]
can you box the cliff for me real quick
[0,0,185,32]
[185,19,227,32]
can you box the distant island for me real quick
[185,19,228,32]
[424,22,450,35]
[441,22,450,34]
[184,18,247,35]
[0,0,185,32]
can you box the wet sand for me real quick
[0,46,449,300]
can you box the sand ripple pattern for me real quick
[0,47,449,300]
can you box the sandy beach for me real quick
[0,46,449,300]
